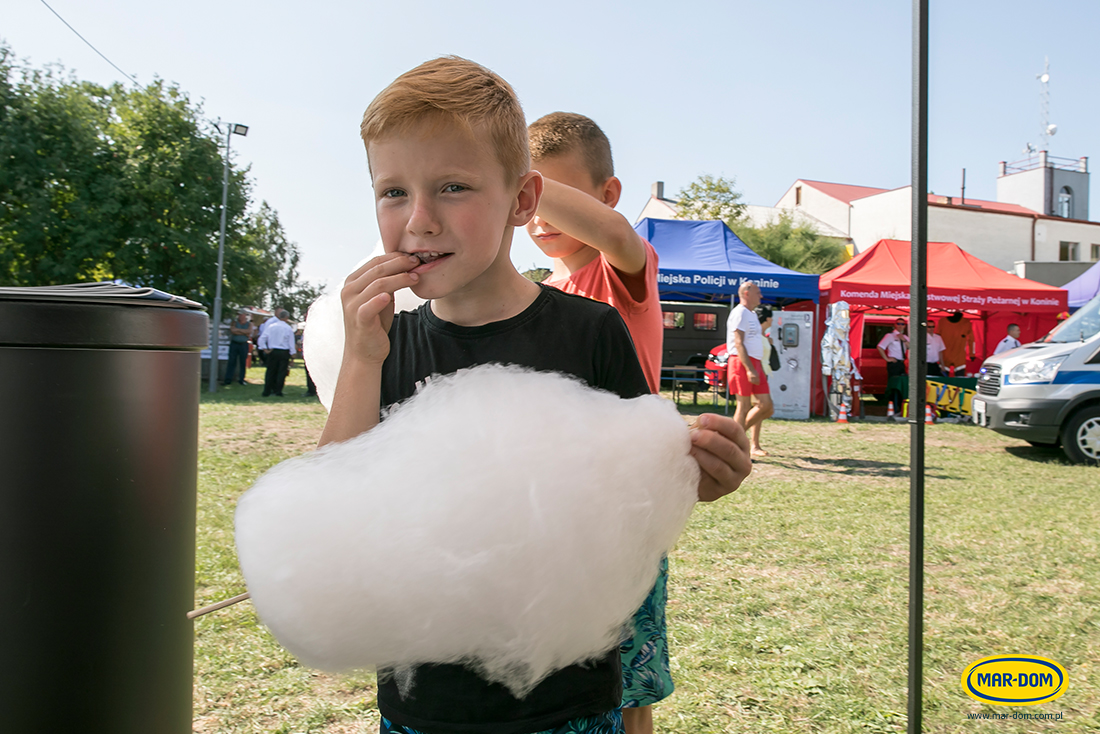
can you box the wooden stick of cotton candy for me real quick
[234,364,699,698]
[187,592,251,620]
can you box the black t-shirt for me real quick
[376,284,649,734]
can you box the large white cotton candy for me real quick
[235,364,699,697]
[304,247,427,411]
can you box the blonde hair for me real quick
[361,56,529,183]
[528,112,614,185]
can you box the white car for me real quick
[973,293,1100,464]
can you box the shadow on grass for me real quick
[671,402,733,417]
[199,364,321,406]
[765,455,956,479]
[198,383,321,406]
[1003,444,1069,464]
[665,398,839,422]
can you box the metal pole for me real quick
[813,302,820,418]
[908,2,929,732]
[208,125,233,393]
[726,293,735,415]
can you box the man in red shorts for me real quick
[726,281,774,456]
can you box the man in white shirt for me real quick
[877,318,909,415]
[926,321,946,377]
[257,312,282,366]
[726,281,773,455]
[257,309,296,397]
[258,312,280,337]
[993,324,1022,355]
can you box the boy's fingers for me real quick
[343,254,392,287]
[692,448,731,503]
[344,253,419,293]
[689,418,752,502]
[344,271,419,316]
[349,250,416,277]
[355,292,393,325]
[691,441,752,502]
[690,428,752,479]
[343,260,415,303]
[696,414,751,456]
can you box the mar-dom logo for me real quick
[961,656,1067,706]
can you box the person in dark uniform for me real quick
[877,317,909,415]
[224,310,253,385]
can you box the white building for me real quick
[774,180,889,239]
[639,155,1100,284]
[636,181,679,221]
[780,155,1100,278]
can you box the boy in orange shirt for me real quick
[526,113,664,394]
[526,112,667,734]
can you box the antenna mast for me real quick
[1038,57,1053,152]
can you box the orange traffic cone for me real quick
[886,402,896,420]
[925,403,935,425]
[837,404,849,424]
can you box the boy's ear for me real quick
[510,171,544,226]
[601,176,622,209]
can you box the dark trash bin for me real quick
[0,283,207,734]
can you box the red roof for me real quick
[798,180,890,204]
[801,179,1041,215]
[819,239,1067,312]
[927,194,1037,215]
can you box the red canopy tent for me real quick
[811,239,1068,412]
[820,239,1067,316]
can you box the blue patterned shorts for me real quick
[619,556,674,708]
[380,709,623,734]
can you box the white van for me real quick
[972,293,1100,464]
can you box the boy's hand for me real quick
[530,178,646,276]
[689,414,752,502]
[340,252,420,366]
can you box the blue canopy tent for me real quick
[1064,260,1100,309]
[634,218,820,304]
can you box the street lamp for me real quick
[208,122,249,393]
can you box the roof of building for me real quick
[926,194,1037,215]
[802,180,1042,215]
[796,179,890,204]
[634,196,678,223]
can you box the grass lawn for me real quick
[193,368,1099,732]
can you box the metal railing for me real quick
[1004,153,1087,175]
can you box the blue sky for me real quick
[5,1,1099,291]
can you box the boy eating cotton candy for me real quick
[319,56,752,734]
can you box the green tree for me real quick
[673,174,746,223]
[0,48,124,284]
[732,214,848,274]
[105,78,252,311]
[0,43,320,319]
[673,174,847,274]
[235,202,324,319]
